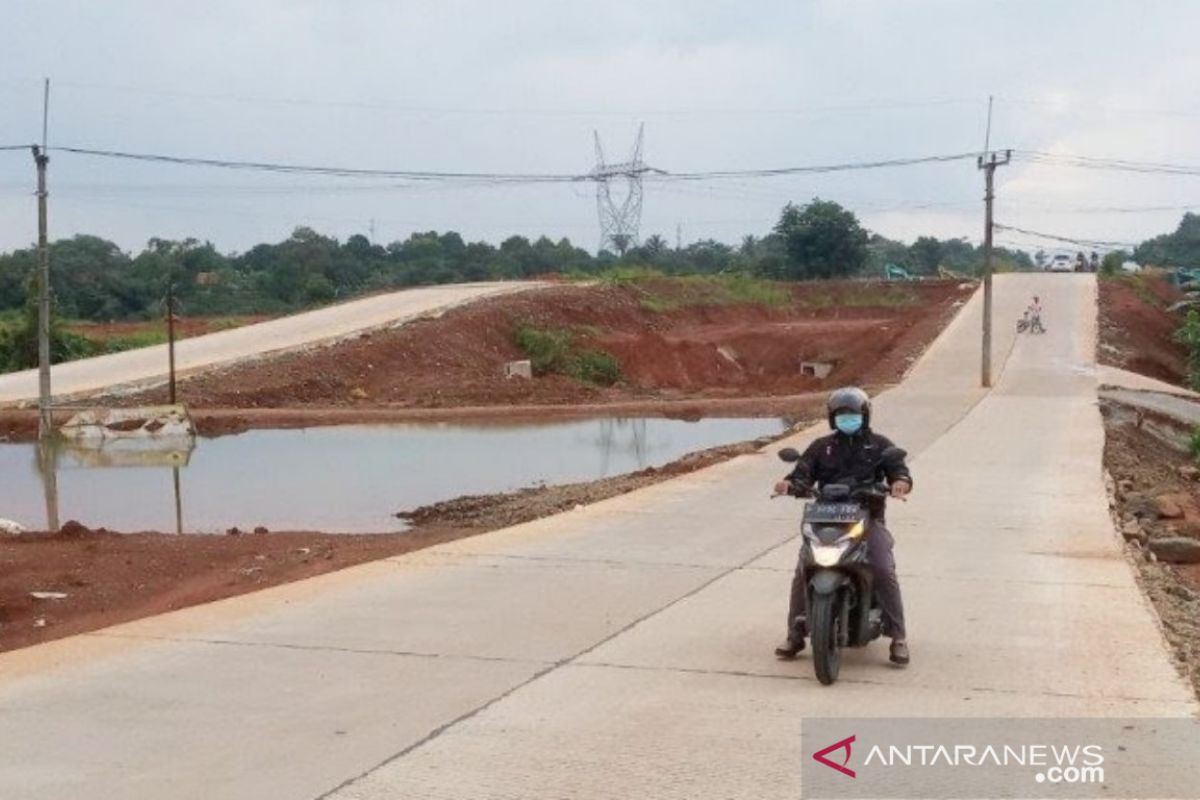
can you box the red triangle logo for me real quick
[813,734,857,778]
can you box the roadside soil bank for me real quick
[1098,273,1188,387]
[1101,398,1200,699]
[100,278,974,410]
[0,392,828,441]
[0,428,800,653]
[394,431,794,537]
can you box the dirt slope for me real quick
[1099,273,1188,386]
[113,278,973,409]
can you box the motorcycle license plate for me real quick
[803,502,865,524]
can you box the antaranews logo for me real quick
[810,732,1105,788]
[802,718,1200,799]
[812,734,857,779]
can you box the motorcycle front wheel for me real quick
[811,591,842,685]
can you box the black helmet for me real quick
[826,386,871,430]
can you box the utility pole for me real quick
[166,281,178,404]
[983,95,994,154]
[34,78,51,438]
[978,148,1011,388]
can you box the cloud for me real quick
[1,0,1199,253]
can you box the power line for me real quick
[648,152,979,182]
[1003,200,1200,215]
[993,222,1136,249]
[1014,150,1200,177]
[51,145,982,185]
[54,146,589,184]
[0,144,34,151]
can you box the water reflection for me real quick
[4,417,786,534]
[35,434,196,534]
[594,418,648,476]
[36,437,59,533]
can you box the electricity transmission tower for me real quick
[592,124,652,254]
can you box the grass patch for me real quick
[99,330,169,352]
[797,284,919,309]
[590,267,789,312]
[515,325,621,386]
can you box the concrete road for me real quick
[0,274,1193,799]
[1099,363,1199,397]
[1101,386,1200,426]
[0,281,540,406]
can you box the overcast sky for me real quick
[2,0,1198,256]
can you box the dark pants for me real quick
[787,520,906,642]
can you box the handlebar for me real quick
[772,480,897,501]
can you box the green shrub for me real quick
[1174,309,1200,391]
[574,349,621,386]
[515,326,574,376]
[0,305,100,373]
[514,325,622,386]
[1189,426,1200,461]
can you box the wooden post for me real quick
[977,149,1011,388]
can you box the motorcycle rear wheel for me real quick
[811,592,842,685]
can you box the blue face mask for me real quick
[834,413,864,435]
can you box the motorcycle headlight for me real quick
[812,542,848,567]
[846,520,866,539]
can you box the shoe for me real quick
[774,638,806,659]
[889,640,910,666]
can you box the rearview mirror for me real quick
[778,447,801,463]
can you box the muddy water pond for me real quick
[0,417,787,534]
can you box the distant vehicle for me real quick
[1121,261,1142,274]
[1047,254,1074,273]
[883,263,912,281]
[1168,267,1200,288]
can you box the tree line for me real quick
[0,199,1047,329]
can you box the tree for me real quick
[1135,213,1200,266]
[909,236,944,274]
[1101,249,1130,275]
[609,233,633,257]
[771,199,868,280]
[642,234,668,259]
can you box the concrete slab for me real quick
[332,664,1194,800]
[1099,364,1197,397]
[0,638,540,800]
[86,553,721,663]
[577,567,1186,701]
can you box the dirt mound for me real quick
[113,279,973,410]
[1099,274,1188,386]
[1102,400,1200,697]
[397,433,789,534]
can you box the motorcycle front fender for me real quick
[809,570,850,595]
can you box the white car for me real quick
[1047,254,1075,272]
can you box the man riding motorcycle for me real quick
[773,387,913,665]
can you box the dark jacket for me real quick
[784,429,913,518]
